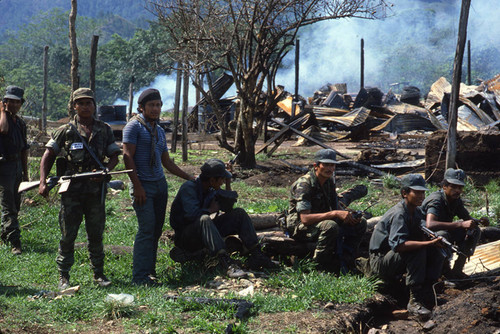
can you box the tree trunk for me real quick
[42,45,49,132]
[89,35,99,92]
[238,101,257,168]
[68,0,79,118]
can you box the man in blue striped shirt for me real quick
[123,88,194,286]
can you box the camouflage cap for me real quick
[444,168,466,186]
[72,87,95,104]
[4,85,24,102]
[314,149,339,164]
[401,174,428,191]
[200,158,232,178]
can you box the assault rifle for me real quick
[18,169,132,194]
[420,225,467,257]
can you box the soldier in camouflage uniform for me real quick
[287,149,367,273]
[0,86,29,255]
[39,88,120,290]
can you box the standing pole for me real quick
[292,39,300,117]
[127,76,135,120]
[446,0,471,169]
[360,38,365,90]
[467,40,471,86]
[181,68,189,162]
[89,35,99,92]
[171,64,182,153]
[42,45,49,132]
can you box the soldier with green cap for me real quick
[0,85,29,255]
[39,87,120,289]
[369,174,445,319]
[286,149,367,273]
[421,168,481,279]
[169,158,276,278]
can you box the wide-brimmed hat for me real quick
[200,159,232,178]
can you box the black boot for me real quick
[246,247,278,270]
[407,286,431,319]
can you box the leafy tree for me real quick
[149,0,391,168]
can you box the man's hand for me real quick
[132,184,147,206]
[38,182,50,198]
[460,219,477,230]
[208,197,220,214]
[337,210,360,226]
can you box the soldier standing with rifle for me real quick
[0,86,29,255]
[39,88,120,290]
[421,168,482,279]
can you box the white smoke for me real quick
[116,0,499,107]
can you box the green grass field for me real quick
[1,150,498,333]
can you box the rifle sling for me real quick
[68,122,106,170]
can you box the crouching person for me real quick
[369,174,445,319]
[286,149,367,273]
[169,158,276,278]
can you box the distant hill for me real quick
[0,0,154,36]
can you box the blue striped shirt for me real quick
[122,114,168,181]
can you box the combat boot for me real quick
[407,287,431,319]
[11,240,22,255]
[58,272,70,290]
[94,272,112,287]
[246,248,278,270]
[451,255,469,279]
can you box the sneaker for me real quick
[59,272,70,290]
[226,263,248,279]
[11,241,22,255]
[134,278,162,287]
[219,254,247,278]
[94,274,112,287]
[246,249,278,270]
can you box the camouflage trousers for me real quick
[292,218,367,267]
[56,188,106,274]
[0,160,22,245]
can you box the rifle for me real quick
[229,151,241,165]
[18,169,132,194]
[420,225,467,257]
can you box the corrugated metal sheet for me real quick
[459,239,500,275]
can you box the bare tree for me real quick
[149,0,390,168]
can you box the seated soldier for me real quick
[369,174,445,318]
[286,149,367,273]
[169,158,276,278]
[421,168,481,279]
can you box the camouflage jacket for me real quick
[286,168,339,230]
[46,117,120,174]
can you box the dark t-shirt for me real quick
[421,189,471,222]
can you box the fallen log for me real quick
[250,213,279,230]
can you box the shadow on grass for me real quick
[0,284,39,297]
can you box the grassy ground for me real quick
[0,149,498,333]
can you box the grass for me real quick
[1,149,499,333]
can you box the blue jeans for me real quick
[130,178,167,283]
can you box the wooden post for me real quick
[42,45,49,132]
[89,35,99,92]
[171,64,182,153]
[467,40,471,86]
[68,0,79,118]
[446,0,471,169]
[127,76,135,120]
[181,68,189,162]
[360,38,365,90]
[291,39,300,117]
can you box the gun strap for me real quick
[68,122,106,170]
